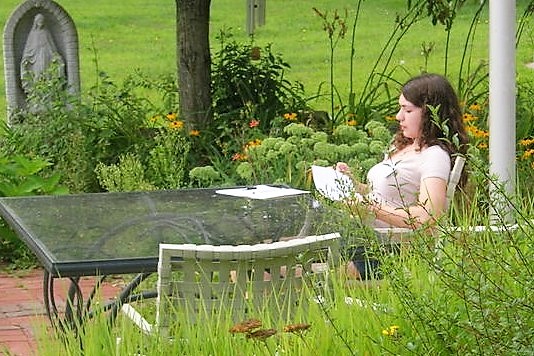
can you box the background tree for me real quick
[176,0,212,128]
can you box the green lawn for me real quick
[1,1,534,118]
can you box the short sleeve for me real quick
[420,146,450,181]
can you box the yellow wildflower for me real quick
[522,149,534,159]
[385,115,396,121]
[462,113,477,123]
[169,120,184,130]
[245,139,262,149]
[469,102,482,111]
[382,325,400,337]
[189,129,200,137]
[166,112,177,121]
[347,119,357,126]
[519,138,534,146]
[466,125,489,138]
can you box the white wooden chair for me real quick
[121,232,340,338]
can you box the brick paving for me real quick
[0,267,123,355]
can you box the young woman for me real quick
[337,73,469,279]
[338,73,469,229]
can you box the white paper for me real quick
[215,185,309,200]
[311,165,361,201]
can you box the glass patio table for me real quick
[0,186,330,328]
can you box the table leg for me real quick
[43,272,85,332]
[107,272,153,323]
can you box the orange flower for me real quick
[283,112,298,121]
[347,119,357,126]
[231,153,248,161]
[232,153,242,161]
[189,129,200,137]
[229,319,262,333]
[246,328,277,340]
[249,119,260,128]
[283,323,311,333]
[385,115,396,121]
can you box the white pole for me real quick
[488,0,516,223]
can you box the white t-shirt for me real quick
[367,145,451,228]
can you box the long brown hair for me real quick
[393,73,469,185]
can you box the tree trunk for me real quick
[176,0,212,128]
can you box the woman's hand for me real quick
[335,162,351,174]
[336,162,369,195]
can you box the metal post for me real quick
[246,0,266,35]
[257,0,266,27]
[488,0,516,224]
[246,0,255,35]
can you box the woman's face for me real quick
[396,94,423,140]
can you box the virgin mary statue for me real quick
[20,13,65,93]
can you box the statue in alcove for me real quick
[20,13,66,95]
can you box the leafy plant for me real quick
[232,121,390,188]
[0,155,68,268]
[210,31,308,153]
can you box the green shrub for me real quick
[0,155,68,268]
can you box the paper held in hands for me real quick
[311,165,362,201]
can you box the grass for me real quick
[2,1,534,119]
[33,270,403,355]
[33,205,533,355]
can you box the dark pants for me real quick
[348,244,400,280]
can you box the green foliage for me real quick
[0,156,67,196]
[2,70,99,193]
[209,31,308,155]
[95,153,155,192]
[188,166,222,188]
[383,202,534,354]
[233,121,390,188]
[147,130,190,189]
[0,155,68,268]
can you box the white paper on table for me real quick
[215,185,309,200]
[311,165,361,201]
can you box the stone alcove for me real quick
[3,0,79,124]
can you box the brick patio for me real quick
[0,267,123,355]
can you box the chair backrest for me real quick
[446,155,466,209]
[155,233,340,337]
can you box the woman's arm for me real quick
[368,176,448,229]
